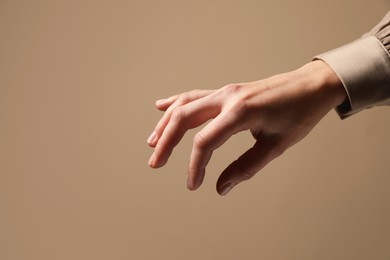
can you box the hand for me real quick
[147,60,346,195]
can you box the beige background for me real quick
[1,1,390,259]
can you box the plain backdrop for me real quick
[1,1,390,259]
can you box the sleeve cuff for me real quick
[315,36,390,118]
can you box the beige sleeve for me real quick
[315,11,390,118]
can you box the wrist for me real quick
[296,60,347,109]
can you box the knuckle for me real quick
[193,133,209,149]
[178,92,190,104]
[171,106,186,122]
[219,84,250,115]
[222,83,244,94]
[228,99,248,117]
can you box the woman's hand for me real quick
[147,60,346,195]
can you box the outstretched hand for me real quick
[147,60,346,195]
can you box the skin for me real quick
[147,60,347,196]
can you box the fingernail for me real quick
[194,171,205,190]
[220,182,234,196]
[147,131,157,144]
[148,152,156,167]
[187,177,194,190]
[156,99,166,105]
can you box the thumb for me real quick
[216,136,284,196]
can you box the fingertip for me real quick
[217,182,234,196]
[147,131,157,145]
[155,99,167,108]
[186,179,197,191]
[147,137,158,148]
[216,163,238,196]
[156,94,180,110]
[187,184,197,191]
[150,150,171,169]
[187,183,201,191]
[187,177,197,191]
[187,169,205,191]
[148,152,166,168]
[148,152,156,168]
[150,159,165,169]
[148,159,163,169]
[148,142,156,148]
[155,97,175,111]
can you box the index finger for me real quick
[187,109,246,190]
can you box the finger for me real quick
[155,95,179,111]
[155,90,214,111]
[187,110,247,190]
[216,136,285,196]
[148,95,221,169]
[148,90,214,147]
